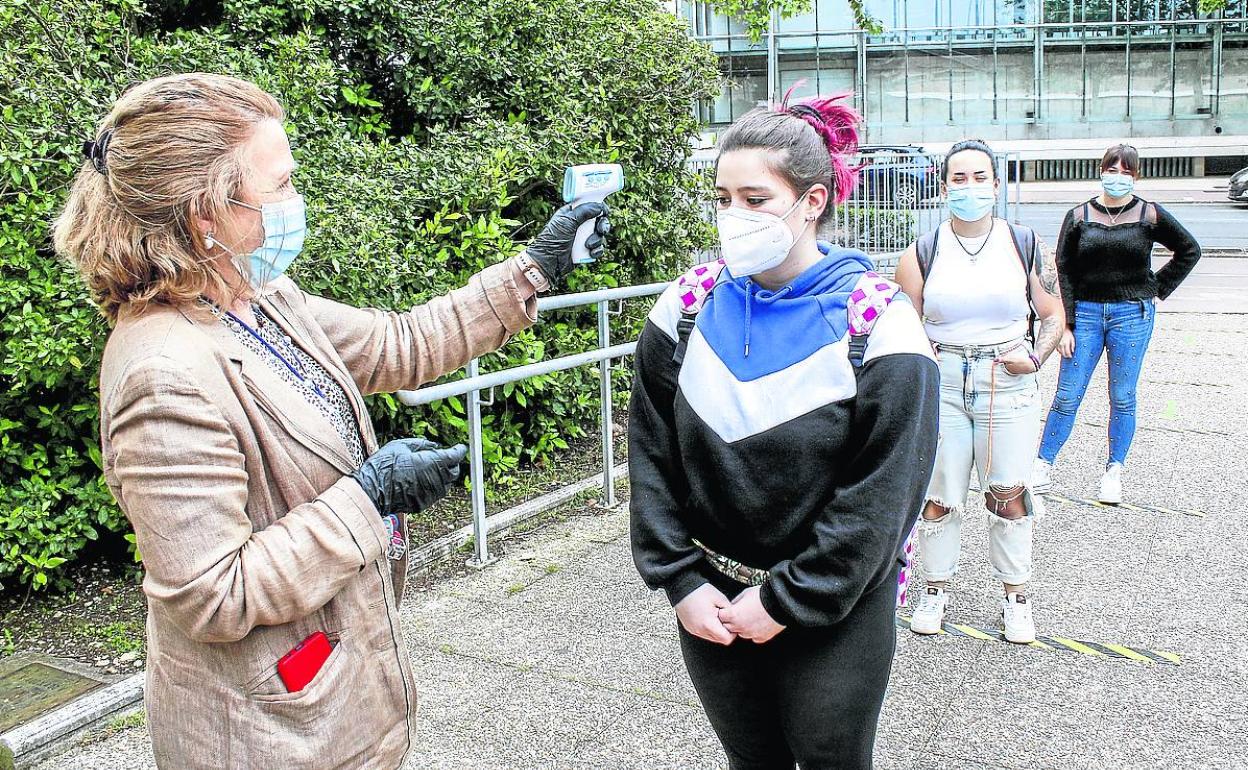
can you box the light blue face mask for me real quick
[1101,172,1135,199]
[220,194,307,290]
[946,183,996,223]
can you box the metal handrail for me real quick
[396,343,639,407]
[395,282,669,566]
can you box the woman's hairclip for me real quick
[82,128,114,176]
[787,104,825,125]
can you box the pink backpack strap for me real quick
[677,259,727,315]
[847,271,901,337]
[846,271,901,369]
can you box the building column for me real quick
[766,7,779,105]
[1212,19,1223,117]
[1033,22,1044,123]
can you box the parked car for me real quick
[850,145,942,208]
[1229,166,1248,204]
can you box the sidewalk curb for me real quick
[1018,195,1243,205]
[0,672,144,769]
[1156,247,1248,257]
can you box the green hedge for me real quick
[0,0,719,590]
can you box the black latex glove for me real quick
[351,438,468,517]
[527,201,611,286]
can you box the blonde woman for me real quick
[54,73,608,769]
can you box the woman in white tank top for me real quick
[895,140,1066,644]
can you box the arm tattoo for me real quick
[1034,316,1062,364]
[1033,236,1060,296]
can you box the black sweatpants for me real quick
[678,566,899,770]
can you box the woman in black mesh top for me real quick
[1033,144,1200,504]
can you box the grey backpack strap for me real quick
[1006,222,1037,276]
[916,226,941,281]
[1006,222,1040,344]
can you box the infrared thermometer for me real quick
[562,164,623,264]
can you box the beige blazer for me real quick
[98,260,537,769]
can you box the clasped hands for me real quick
[674,583,785,646]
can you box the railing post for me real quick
[598,300,617,508]
[465,358,494,567]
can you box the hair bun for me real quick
[780,90,861,204]
[785,95,860,157]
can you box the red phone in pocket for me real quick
[277,631,333,693]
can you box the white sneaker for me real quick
[1002,593,1036,644]
[1099,463,1123,504]
[909,587,948,635]
[1031,458,1053,494]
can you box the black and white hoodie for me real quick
[629,244,940,627]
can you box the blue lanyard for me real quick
[226,310,326,400]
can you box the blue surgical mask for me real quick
[946,183,996,223]
[1101,172,1135,199]
[222,195,307,290]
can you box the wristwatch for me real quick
[515,252,551,293]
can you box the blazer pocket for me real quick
[248,632,350,718]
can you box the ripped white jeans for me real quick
[919,342,1045,585]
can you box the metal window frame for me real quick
[688,13,1235,130]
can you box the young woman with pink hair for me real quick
[629,94,939,769]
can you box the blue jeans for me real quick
[1039,299,1156,467]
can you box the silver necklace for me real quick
[1103,197,1135,226]
[951,218,995,262]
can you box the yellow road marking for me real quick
[895,615,1178,665]
[1098,643,1155,664]
[1048,636,1108,657]
[1042,493,1205,518]
[951,624,995,641]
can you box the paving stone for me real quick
[560,701,724,769]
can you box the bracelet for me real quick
[514,252,551,293]
[1028,352,1042,371]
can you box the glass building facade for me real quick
[680,0,1248,148]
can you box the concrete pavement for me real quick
[33,310,1247,769]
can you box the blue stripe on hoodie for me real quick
[697,242,875,383]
